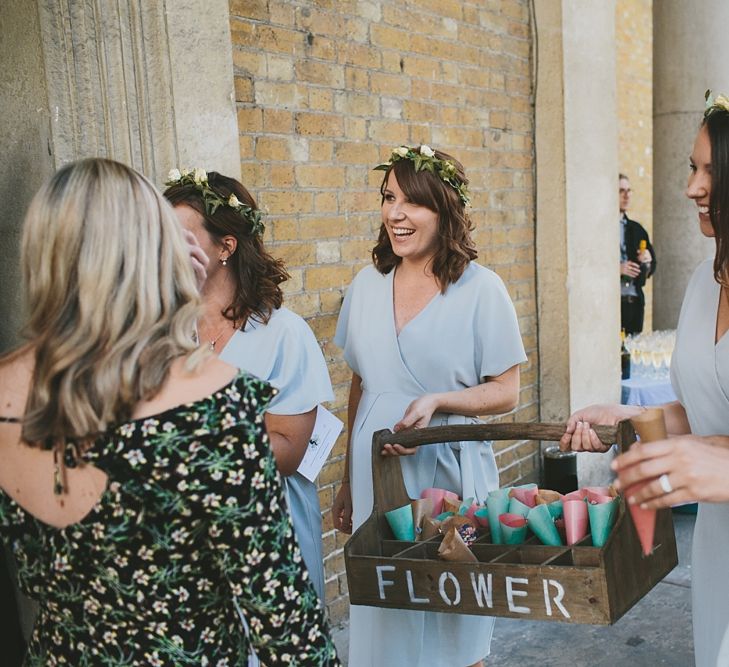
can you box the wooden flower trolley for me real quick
[344,422,678,625]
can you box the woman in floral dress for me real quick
[0,158,340,666]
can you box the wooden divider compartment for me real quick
[344,421,678,625]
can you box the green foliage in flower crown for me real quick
[165,168,265,236]
[704,89,729,119]
[374,145,471,208]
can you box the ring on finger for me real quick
[658,473,673,495]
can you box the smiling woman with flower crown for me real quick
[333,145,526,667]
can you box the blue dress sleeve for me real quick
[334,269,363,377]
[267,314,333,416]
[473,268,527,379]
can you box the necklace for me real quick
[198,318,237,352]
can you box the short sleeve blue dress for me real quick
[335,262,526,667]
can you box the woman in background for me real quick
[0,158,339,665]
[334,145,526,666]
[164,170,333,603]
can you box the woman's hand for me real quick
[612,435,729,508]
[333,481,353,534]
[560,404,643,452]
[637,248,653,264]
[381,394,440,457]
[620,260,641,279]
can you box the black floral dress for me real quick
[0,372,340,666]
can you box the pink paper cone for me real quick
[563,489,588,502]
[420,488,459,518]
[563,499,589,545]
[509,484,538,508]
[628,408,667,555]
[626,480,657,556]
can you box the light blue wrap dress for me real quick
[670,259,729,667]
[219,306,334,601]
[335,262,526,667]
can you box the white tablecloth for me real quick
[621,374,677,406]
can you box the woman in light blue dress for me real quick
[164,170,333,604]
[560,94,729,667]
[333,145,526,667]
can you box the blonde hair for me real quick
[21,158,202,446]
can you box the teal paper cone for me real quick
[527,503,563,546]
[474,507,490,529]
[435,511,454,522]
[487,488,511,545]
[588,497,619,547]
[385,504,415,541]
[500,513,528,545]
[508,496,531,517]
[547,500,563,520]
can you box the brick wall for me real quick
[229,0,536,624]
[616,0,653,329]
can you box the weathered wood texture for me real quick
[345,421,678,625]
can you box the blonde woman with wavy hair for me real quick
[0,158,339,666]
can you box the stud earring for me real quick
[220,257,228,266]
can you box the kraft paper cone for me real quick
[527,503,562,546]
[508,496,532,518]
[535,489,563,505]
[563,499,589,545]
[588,496,619,547]
[420,488,458,517]
[500,513,528,545]
[412,499,434,541]
[438,526,478,563]
[487,488,511,545]
[443,496,462,515]
[419,516,441,541]
[509,484,538,508]
[474,507,490,529]
[385,504,415,541]
[628,408,667,555]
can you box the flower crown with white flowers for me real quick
[374,144,471,208]
[704,89,729,119]
[165,168,265,236]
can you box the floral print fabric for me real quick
[0,372,340,666]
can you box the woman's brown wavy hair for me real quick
[372,147,477,291]
[164,173,289,327]
[703,109,729,285]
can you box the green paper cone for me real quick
[487,488,511,545]
[500,513,528,545]
[588,497,619,547]
[527,503,563,546]
[385,504,415,541]
[508,496,532,517]
[435,511,454,522]
[547,499,563,520]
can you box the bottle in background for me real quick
[621,329,631,380]
[638,239,650,282]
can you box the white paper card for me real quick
[297,405,344,483]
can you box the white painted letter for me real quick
[438,571,461,606]
[469,572,494,609]
[543,579,570,618]
[406,570,430,604]
[506,576,531,614]
[376,565,396,600]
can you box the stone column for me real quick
[535,0,620,485]
[653,1,727,328]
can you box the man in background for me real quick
[619,173,656,334]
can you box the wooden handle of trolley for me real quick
[370,421,636,513]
